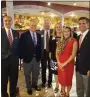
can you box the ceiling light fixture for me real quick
[48,2,51,6]
[41,12,44,15]
[50,14,56,17]
[74,2,76,6]
[70,13,75,17]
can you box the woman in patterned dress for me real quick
[50,22,62,93]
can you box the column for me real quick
[6,1,14,29]
[61,14,64,28]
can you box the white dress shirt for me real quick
[5,27,13,41]
[80,29,89,44]
[30,30,37,44]
[44,30,50,49]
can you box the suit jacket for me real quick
[73,32,78,39]
[39,29,53,57]
[76,30,90,75]
[1,28,20,59]
[19,30,41,63]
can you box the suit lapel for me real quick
[27,31,34,44]
[36,32,38,45]
[3,28,10,46]
[12,29,15,44]
[42,30,44,35]
[10,29,17,46]
[12,29,15,39]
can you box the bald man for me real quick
[19,19,42,95]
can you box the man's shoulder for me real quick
[36,32,41,38]
[50,29,53,32]
[84,29,90,38]
[88,29,90,34]
[38,30,44,35]
[22,30,29,35]
[11,29,20,37]
[1,27,5,32]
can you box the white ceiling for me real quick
[49,1,89,8]
[14,9,89,18]
[2,1,89,18]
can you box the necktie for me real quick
[8,29,12,46]
[46,32,49,52]
[79,34,83,48]
[32,33,36,46]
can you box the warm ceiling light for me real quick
[48,2,51,6]
[74,2,76,6]
[50,14,56,17]
[2,13,6,16]
[70,13,75,17]
[41,12,44,15]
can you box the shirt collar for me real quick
[30,30,36,34]
[80,29,89,36]
[45,29,50,33]
[5,27,12,32]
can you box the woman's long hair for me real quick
[57,27,72,54]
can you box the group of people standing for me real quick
[1,16,90,97]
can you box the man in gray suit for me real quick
[19,19,41,95]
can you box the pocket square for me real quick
[41,35,44,37]
[15,37,18,39]
[52,37,55,40]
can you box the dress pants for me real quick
[41,50,52,85]
[86,76,90,97]
[23,57,40,90]
[76,72,90,97]
[1,55,19,97]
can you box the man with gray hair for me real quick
[40,18,53,88]
[1,16,19,97]
[19,19,41,95]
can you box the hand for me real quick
[58,62,62,70]
[58,63,65,71]
[60,62,67,69]
[87,70,90,76]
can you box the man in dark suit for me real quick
[72,27,79,39]
[1,16,19,97]
[19,19,41,95]
[76,17,90,97]
[40,18,53,88]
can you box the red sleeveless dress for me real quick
[58,38,76,86]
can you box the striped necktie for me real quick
[32,33,36,46]
[79,34,83,48]
[8,29,13,46]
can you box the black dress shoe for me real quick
[48,84,52,88]
[42,84,45,88]
[34,86,41,91]
[27,89,32,95]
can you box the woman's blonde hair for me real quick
[57,26,72,54]
[52,22,62,37]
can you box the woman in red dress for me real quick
[56,27,77,97]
